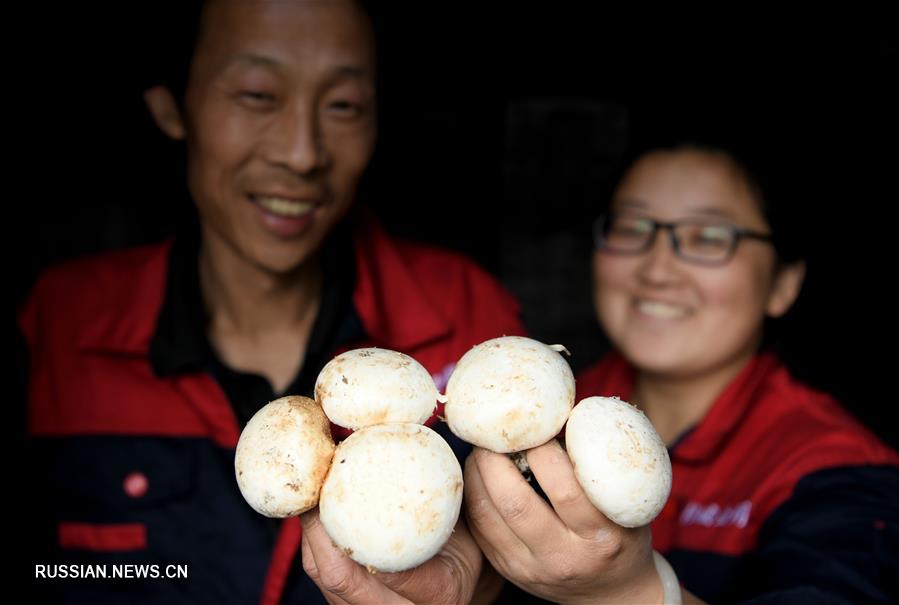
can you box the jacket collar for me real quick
[586,351,781,463]
[76,240,173,356]
[673,352,780,463]
[351,211,452,350]
[77,211,452,356]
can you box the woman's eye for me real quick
[692,227,732,247]
[611,220,651,237]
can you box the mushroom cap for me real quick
[315,348,439,430]
[235,396,335,518]
[566,396,672,528]
[319,423,463,572]
[444,336,575,453]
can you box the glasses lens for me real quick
[676,223,735,262]
[599,215,654,252]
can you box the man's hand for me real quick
[301,508,483,605]
[464,441,663,605]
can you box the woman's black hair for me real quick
[598,126,806,267]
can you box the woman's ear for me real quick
[766,260,806,318]
[144,85,186,140]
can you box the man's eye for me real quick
[239,91,276,105]
[328,100,363,118]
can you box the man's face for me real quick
[177,0,376,274]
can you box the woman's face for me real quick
[593,149,801,378]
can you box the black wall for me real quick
[12,7,898,446]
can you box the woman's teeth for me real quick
[256,196,314,217]
[636,300,690,319]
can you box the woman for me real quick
[465,142,899,604]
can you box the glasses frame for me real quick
[593,213,773,266]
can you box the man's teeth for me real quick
[256,197,314,217]
[637,300,690,319]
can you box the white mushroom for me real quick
[235,396,335,518]
[319,423,463,572]
[444,336,575,453]
[315,348,443,430]
[565,396,672,527]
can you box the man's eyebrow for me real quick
[328,65,373,81]
[228,53,281,69]
[225,55,372,82]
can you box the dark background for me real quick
[12,7,898,448]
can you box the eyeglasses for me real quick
[593,213,773,266]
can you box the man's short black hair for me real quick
[142,0,378,105]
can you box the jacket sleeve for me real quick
[732,465,899,605]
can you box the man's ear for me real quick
[766,260,806,318]
[144,85,186,140]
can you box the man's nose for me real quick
[264,107,328,175]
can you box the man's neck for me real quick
[197,231,325,393]
[198,232,323,338]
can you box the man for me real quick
[21,1,522,602]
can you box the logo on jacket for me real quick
[432,363,456,392]
[679,500,752,529]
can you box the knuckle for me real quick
[589,527,625,559]
[506,556,540,586]
[497,495,531,524]
[555,485,585,508]
[317,563,354,596]
[555,561,580,584]
[464,496,492,526]
[301,555,320,581]
[546,549,585,584]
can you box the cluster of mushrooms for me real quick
[235,336,672,573]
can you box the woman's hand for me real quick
[301,509,483,605]
[464,440,663,605]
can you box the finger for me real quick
[526,440,611,539]
[463,449,531,561]
[471,447,565,549]
[300,513,352,605]
[378,518,482,604]
[300,509,408,604]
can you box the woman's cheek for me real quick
[593,255,633,333]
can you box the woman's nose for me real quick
[637,227,682,284]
